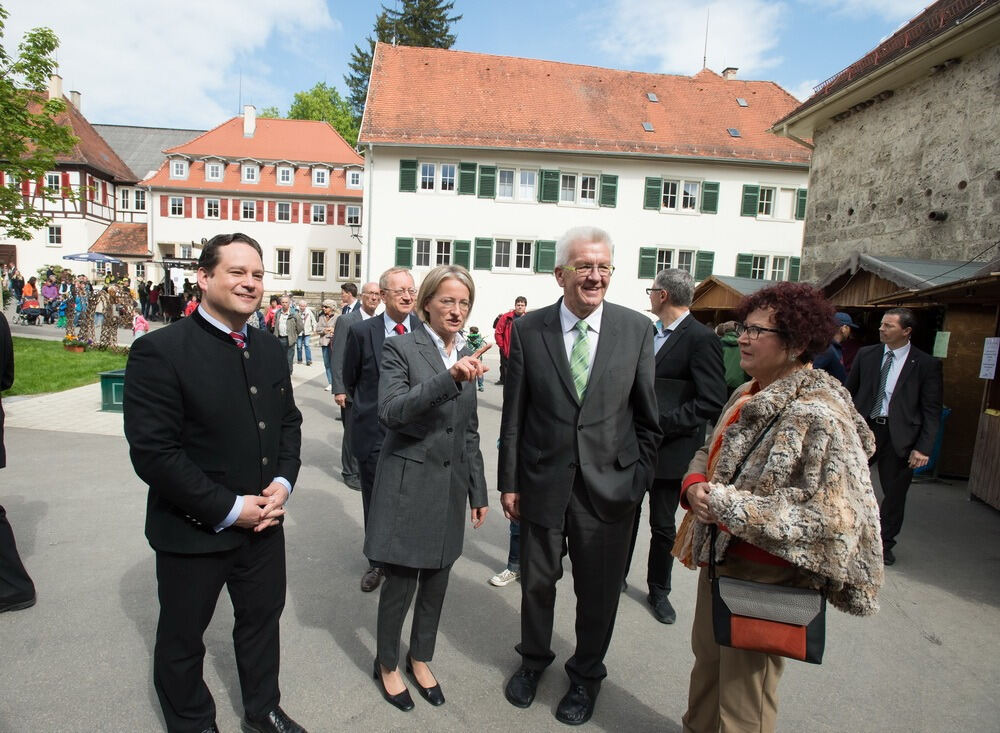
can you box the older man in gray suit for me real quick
[500,226,661,726]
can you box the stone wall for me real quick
[801,41,1000,281]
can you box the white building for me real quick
[142,106,364,296]
[359,44,811,324]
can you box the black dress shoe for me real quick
[0,594,36,613]
[406,655,445,706]
[555,684,596,726]
[883,548,896,566]
[361,566,384,592]
[241,705,305,733]
[199,725,219,733]
[647,593,677,624]
[504,666,543,708]
[373,659,415,711]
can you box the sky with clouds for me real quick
[3,0,931,129]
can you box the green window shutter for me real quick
[735,253,753,278]
[694,251,715,281]
[478,166,496,199]
[538,170,560,203]
[638,247,658,279]
[644,177,663,210]
[789,256,801,282]
[599,174,618,208]
[534,240,556,273]
[395,237,413,268]
[458,162,477,195]
[453,240,471,269]
[399,160,417,192]
[741,185,760,217]
[473,238,493,270]
[795,189,808,220]
[701,182,720,214]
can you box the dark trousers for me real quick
[376,563,452,669]
[624,477,681,595]
[506,519,521,572]
[340,402,360,482]
[358,450,383,568]
[498,351,508,383]
[279,337,294,373]
[153,528,285,733]
[518,478,633,693]
[0,504,35,603]
[871,420,914,550]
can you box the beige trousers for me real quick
[682,554,803,733]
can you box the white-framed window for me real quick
[205,198,220,219]
[519,170,537,200]
[750,254,768,279]
[169,196,184,217]
[580,175,598,205]
[95,261,107,276]
[205,162,223,181]
[134,190,146,211]
[514,239,532,269]
[347,169,362,188]
[45,172,61,193]
[494,239,511,269]
[677,250,694,274]
[277,166,293,185]
[415,238,432,267]
[681,181,700,210]
[338,250,361,280]
[770,256,788,281]
[135,262,145,279]
[170,160,188,179]
[120,188,130,210]
[241,200,255,220]
[661,179,701,213]
[242,164,258,183]
[276,248,291,277]
[346,205,360,226]
[560,173,576,203]
[276,202,291,222]
[656,249,673,272]
[435,240,451,265]
[311,204,326,224]
[420,163,436,191]
[440,164,456,192]
[179,245,192,259]
[497,169,515,200]
[309,250,326,278]
[47,225,61,245]
[757,187,775,217]
[493,238,532,271]
[312,168,328,187]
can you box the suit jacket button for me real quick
[250,386,258,395]
[261,457,268,466]
[577,425,583,431]
[446,427,454,434]
[258,421,266,430]
[443,460,450,467]
[568,462,576,468]
[243,351,250,359]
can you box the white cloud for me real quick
[789,78,820,101]
[803,0,931,23]
[3,0,336,128]
[594,0,788,78]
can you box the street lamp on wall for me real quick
[349,223,363,244]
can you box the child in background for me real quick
[466,326,487,392]
[132,313,150,340]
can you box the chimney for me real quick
[722,67,738,80]
[69,90,81,111]
[48,73,63,100]
[243,104,256,138]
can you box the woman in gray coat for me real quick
[366,264,490,711]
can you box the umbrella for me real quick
[62,252,124,264]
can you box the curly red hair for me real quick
[736,282,836,363]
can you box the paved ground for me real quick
[1,323,999,732]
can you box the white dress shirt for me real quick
[877,341,911,417]
[383,312,410,338]
[560,301,602,382]
[423,323,466,369]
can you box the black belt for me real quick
[870,416,888,425]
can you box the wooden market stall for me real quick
[689,275,771,326]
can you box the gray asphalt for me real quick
[1,329,998,732]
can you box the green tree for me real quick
[257,105,281,119]
[286,82,358,147]
[344,1,461,127]
[0,5,77,240]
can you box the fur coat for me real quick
[689,367,884,616]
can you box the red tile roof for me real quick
[779,0,999,123]
[164,116,363,167]
[360,44,810,165]
[28,95,137,182]
[89,222,148,256]
[143,161,362,199]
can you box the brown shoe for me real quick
[361,567,384,592]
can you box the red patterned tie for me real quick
[393,323,406,335]
[229,331,246,349]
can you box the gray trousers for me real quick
[340,402,360,481]
[376,563,452,669]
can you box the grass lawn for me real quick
[4,337,129,396]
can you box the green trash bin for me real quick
[99,368,127,412]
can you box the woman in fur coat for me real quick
[676,282,883,733]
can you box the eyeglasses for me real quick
[735,322,786,340]
[561,264,615,277]
[382,287,417,297]
[645,287,664,295]
[436,297,471,311]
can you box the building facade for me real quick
[359,44,810,324]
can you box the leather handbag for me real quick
[707,411,826,664]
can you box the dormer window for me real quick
[347,169,362,188]
[242,164,259,183]
[312,168,329,187]
[277,166,294,185]
[170,160,188,179]
[205,162,223,181]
